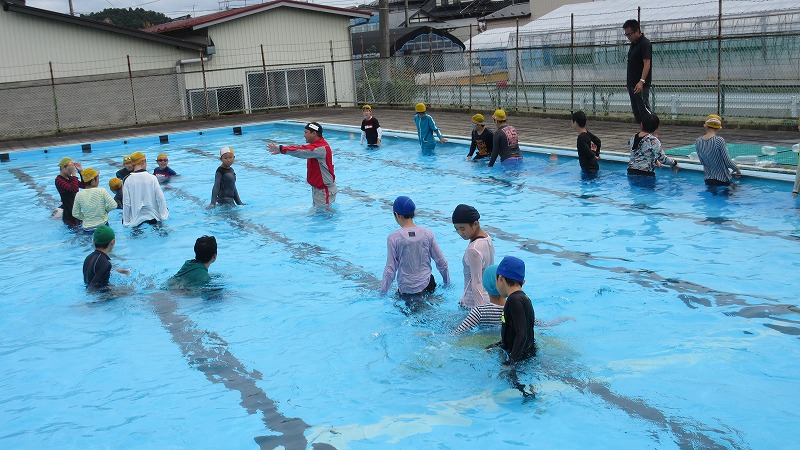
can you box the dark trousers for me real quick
[627,84,652,124]
[705,178,731,186]
[398,275,436,300]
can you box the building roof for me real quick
[1,0,206,51]
[352,25,465,56]
[145,0,372,34]
[521,0,800,33]
[480,3,530,22]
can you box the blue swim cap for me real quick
[482,264,500,296]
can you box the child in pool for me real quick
[210,146,244,207]
[109,177,123,209]
[153,153,178,183]
[452,204,495,308]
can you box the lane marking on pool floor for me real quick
[169,151,755,448]
[180,148,800,336]
[148,291,333,450]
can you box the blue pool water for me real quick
[1,121,799,449]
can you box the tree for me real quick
[80,8,173,30]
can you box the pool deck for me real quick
[1,107,798,172]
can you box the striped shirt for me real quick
[695,136,738,183]
[73,187,118,229]
[453,303,504,334]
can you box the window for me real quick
[186,85,244,117]
[246,67,326,110]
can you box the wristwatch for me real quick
[639,79,646,84]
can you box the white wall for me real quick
[0,10,196,83]
[180,7,357,108]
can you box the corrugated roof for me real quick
[481,3,530,21]
[145,0,372,33]
[520,0,800,33]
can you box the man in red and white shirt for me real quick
[268,122,337,207]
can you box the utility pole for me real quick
[379,0,390,102]
[68,0,74,16]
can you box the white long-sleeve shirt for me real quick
[122,170,169,227]
[460,235,495,308]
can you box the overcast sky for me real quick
[27,0,364,18]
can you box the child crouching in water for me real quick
[153,153,178,183]
[210,146,244,207]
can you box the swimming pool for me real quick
[1,121,798,449]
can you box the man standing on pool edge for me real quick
[267,122,337,207]
[623,19,653,125]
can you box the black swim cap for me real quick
[452,204,480,224]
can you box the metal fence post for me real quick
[260,44,269,109]
[127,55,139,124]
[428,30,433,104]
[200,51,209,117]
[515,19,519,111]
[48,61,61,132]
[468,24,473,110]
[330,40,338,106]
[570,13,575,112]
[542,84,547,112]
[717,0,723,114]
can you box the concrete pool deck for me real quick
[1,107,798,175]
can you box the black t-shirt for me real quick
[468,128,494,159]
[83,249,112,289]
[361,116,381,145]
[576,131,601,172]
[501,290,536,362]
[627,35,652,86]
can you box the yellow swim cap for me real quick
[704,114,722,129]
[58,157,73,167]
[362,104,372,110]
[129,151,146,164]
[471,114,485,124]
[493,109,507,121]
[108,177,123,190]
[82,167,99,181]
[415,103,427,113]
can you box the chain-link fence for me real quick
[355,8,800,123]
[0,49,346,140]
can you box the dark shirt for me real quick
[576,131,602,172]
[153,167,178,178]
[83,249,112,289]
[113,188,123,209]
[489,125,522,167]
[116,168,131,180]
[468,128,494,160]
[501,290,536,362]
[55,174,85,225]
[211,166,243,206]
[168,259,211,287]
[361,116,381,145]
[627,35,652,87]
